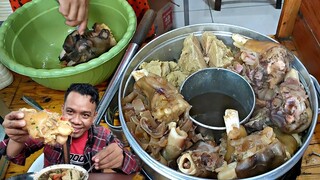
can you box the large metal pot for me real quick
[118,23,320,179]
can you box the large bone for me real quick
[232,34,279,54]
[177,153,198,175]
[162,122,188,161]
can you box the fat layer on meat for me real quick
[202,31,234,67]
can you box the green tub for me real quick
[0,0,136,90]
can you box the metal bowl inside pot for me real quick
[180,68,255,133]
[180,67,255,142]
[118,23,320,180]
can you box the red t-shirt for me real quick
[9,0,31,11]
[70,131,88,166]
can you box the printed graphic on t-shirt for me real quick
[70,153,85,166]
[70,131,88,166]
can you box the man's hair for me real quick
[64,83,100,108]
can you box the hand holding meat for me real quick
[58,0,89,35]
[2,111,29,144]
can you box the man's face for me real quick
[62,91,97,138]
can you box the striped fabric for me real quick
[0,0,13,22]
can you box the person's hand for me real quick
[92,143,124,171]
[58,0,89,35]
[2,111,29,144]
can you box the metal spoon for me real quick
[87,164,95,173]
[22,96,43,111]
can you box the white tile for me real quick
[189,10,213,24]
[172,0,210,12]
[211,5,281,35]
[173,10,213,28]
[173,11,186,28]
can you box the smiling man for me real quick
[0,83,141,174]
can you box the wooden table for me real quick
[5,172,137,180]
[89,173,136,180]
[1,71,320,179]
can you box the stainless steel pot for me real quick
[118,23,320,180]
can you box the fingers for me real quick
[58,0,89,32]
[99,154,123,170]
[5,128,29,143]
[64,19,87,34]
[3,119,26,129]
[77,1,87,22]
[5,111,24,120]
[65,20,82,27]
[77,21,88,35]
[3,111,29,143]
[68,3,80,21]
[58,0,71,18]
[5,128,28,136]
[8,134,29,143]
[92,143,124,170]
[3,111,25,129]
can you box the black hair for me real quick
[64,83,99,109]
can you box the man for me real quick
[0,83,141,174]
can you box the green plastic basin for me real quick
[0,0,136,90]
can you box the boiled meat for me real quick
[178,34,207,74]
[59,23,117,66]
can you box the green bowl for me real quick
[0,0,136,90]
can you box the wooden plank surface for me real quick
[276,0,320,81]
[290,11,320,81]
[276,0,301,39]
[299,0,320,43]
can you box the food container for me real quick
[33,164,88,180]
[0,0,136,90]
[118,23,320,179]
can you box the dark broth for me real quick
[189,92,246,127]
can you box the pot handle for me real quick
[310,75,320,114]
